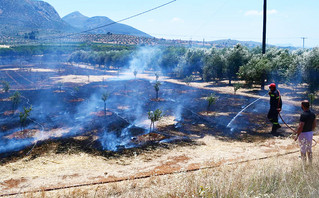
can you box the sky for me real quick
[45,0,319,48]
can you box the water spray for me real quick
[226,93,268,128]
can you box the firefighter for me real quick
[268,83,282,135]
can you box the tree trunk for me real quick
[261,78,265,90]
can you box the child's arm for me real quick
[294,122,305,141]
[312,118,317,131]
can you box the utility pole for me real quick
[262,0,267,54]
[301,37,307,49]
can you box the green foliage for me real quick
[72,86,80,98]
[133,70,138,78]
[308,93,316,110]
[148,109,163,132]
[101,92,109,103]
[203,49,226,82]
[173,48,205,78]
[238,55,272,89]
[2,81,10,93]
[3,44,319,92]
[19,106,32,129]
[10,91,21,108]
[155,72,160,81]
[266,48,297,84]
[225,44,249,85]
[206,93,218,113]
[233,83,242,94]
[184,75,194,85]
[73,86,80,93]
[159,46,186,72]
[303,48,319,92]
[68,49,133,69]
[102,92,109,116]
[0,43,134,57]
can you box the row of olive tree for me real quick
[68,50,133,69]
[238,48,319,91]
[67,45,319,91]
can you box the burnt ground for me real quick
[0,61,306,160]
[0,61,316,196]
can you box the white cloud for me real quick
[170,17,184,23]
[244,9,278,16]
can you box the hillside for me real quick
[62,11,151,37]
[0,0,74,34]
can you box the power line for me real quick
[39,0,177,41]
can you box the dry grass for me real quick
[22,151,319,198]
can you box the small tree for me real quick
[206,93,218,114]
[58,82,63,92]
[133,70,138,79]
[19,106,32,130]
[154,81,161,100]
[184,75,194,85]
[101,92,109,116]
[308,93,316,110]
[148,109,163,132]
[233,83,242,95]
[2,81,10,93]
[155,72,160,81]
[10,91,21,109]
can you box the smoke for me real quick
[128,46,162,73]
[2,44,308,155]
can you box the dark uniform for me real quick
[268,89,282,133]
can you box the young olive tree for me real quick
[73,86,80,98]
[155,72,160,81]
[184,75,194,85]
[2,81,10,93]
[308,93,316,110]
[148,109,163,132]
[57,82,64,92]
[154,81,161,100]
[101,92,109,116]
[206,93,218,114]
[133,70,138,79]
[19,106,32,130]
[10,91,21,109]
[233,83,242,95]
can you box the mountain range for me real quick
[0,0,150,37]
[62,11,150,37]
[0,0,73,34]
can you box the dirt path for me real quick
[1,134,315,197]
